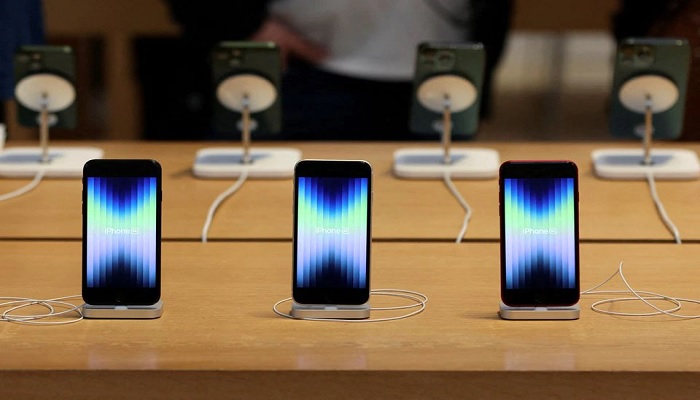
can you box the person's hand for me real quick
[251,17,327,66]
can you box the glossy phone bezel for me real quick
[82,159,162,306]
[499,160,580,307]
[292,160,372,305]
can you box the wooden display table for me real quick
[0,241,698,399]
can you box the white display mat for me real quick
[83,300,163,319]
[193,147,301,179]
[499,302,580,320]
[393,147,499,179]
[592,148,700,180]
[0,146,103,178]
[291,302,370,319]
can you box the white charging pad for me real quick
[619,75,678,113]
[592,148,700,180]
[83,300,163,319]
[15,73,76,112]
[291,302,370,319]
[417,74,476,113]
[216,74,277,112]
[498,301,580,320]
[0,146,103,178]
[196,74,294,178]
[393,147,499,179]
[192,147,301,178]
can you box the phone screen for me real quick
[85,176,158,288]
[83,160,161,305]
[500,161,579,306]
[293,161,371,305]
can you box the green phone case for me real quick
[14,45,76,129]
[409,42,484,138]
[211,41,282,136]
[609,38,690,140]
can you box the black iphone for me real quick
[499,161,579,307]
[82,159,162,306]
[211,41,282,136]
[293,160,372,305]
[14,45,77,129]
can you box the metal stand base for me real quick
[393,147,500,179]
[0,147,103,178]
[291,302,370,319]
[592,148,700,180]
[498,301,580,320]
[83,300,163,319]
[192,147,301,179]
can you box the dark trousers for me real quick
[281,61,414,140]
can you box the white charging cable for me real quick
[0,168,45,202]
[0,295,84,325]
[201,168,249,242]
[0,124,47,202]
[272,289,428,323]
[0,123,6,152]
[645,172,681,244]
[442,171,472,243]
[581,261,700,318]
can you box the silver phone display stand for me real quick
[393,74,499,179]
[193,73,300,179]
[499,302,580,320]
[592,74,700,180]
[291,302,370,320]
[83,300,163,319]
[0,73,102,178]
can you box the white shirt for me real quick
[270,0,470,80]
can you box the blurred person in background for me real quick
[157,0,512,140]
